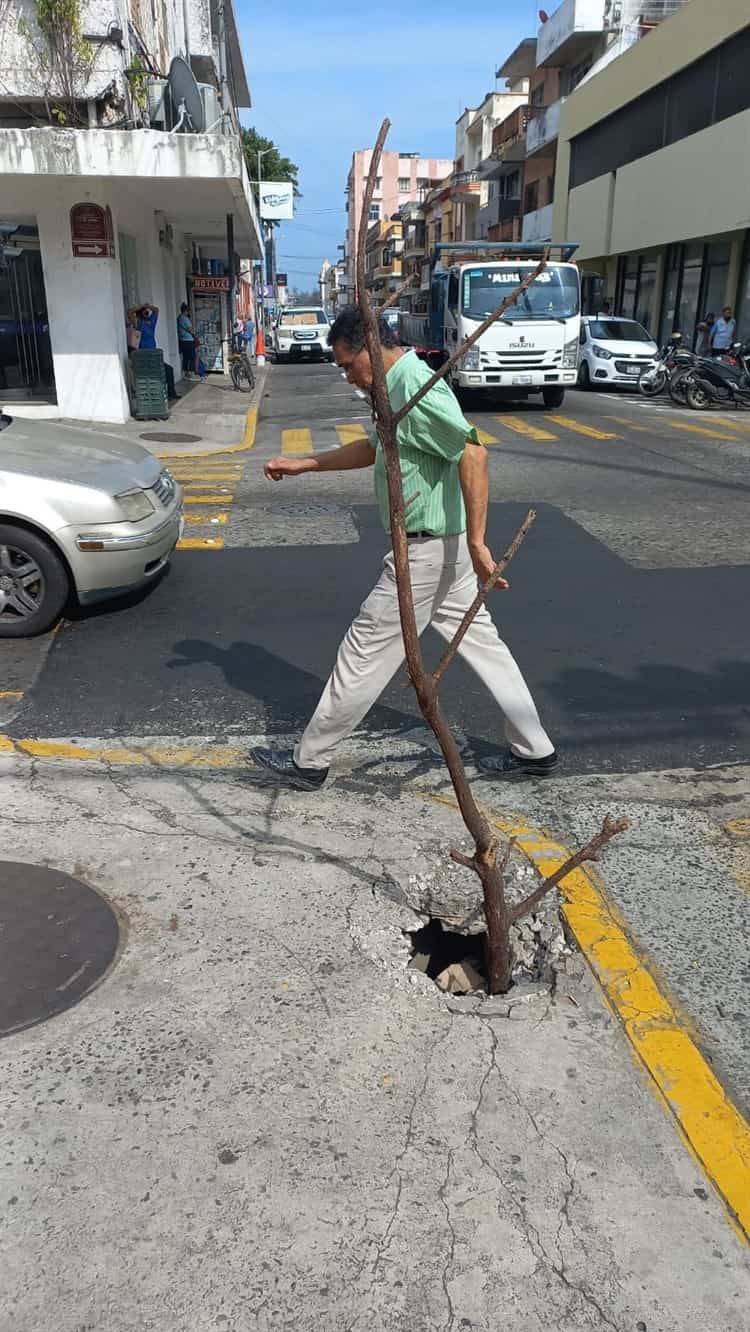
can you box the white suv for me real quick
[273,308,334,363]
[578,315,658,389]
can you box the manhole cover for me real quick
[139,432,202,444]
[0,862,120,1037]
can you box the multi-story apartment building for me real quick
[363,218,403,305]
[452,80,530,244]
[520,0,687,243]
[477,41,536,243]
[552,0,750,342]
[0,0,262,422]
[343,149,451,301]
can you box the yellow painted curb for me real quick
[155,405,258,460]
[0,736,247,766]
[425,792,750,1240]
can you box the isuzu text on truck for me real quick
[399,242,580,409]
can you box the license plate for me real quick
[624,365,639,375]
[512,374,532,385]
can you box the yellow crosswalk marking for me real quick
[170,470,241,481]
[604,415,652,434]
[282,427,313,454]
[183,512,228,526]
[709,415,750,432]
[468,422,501,445]
[184,494,233,504]
[546,415,617,440]
[335,423,371,445]
[177,537,225,549]
[664,418,738,441]
[495,415,556,442]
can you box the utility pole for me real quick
[256,147,273,350]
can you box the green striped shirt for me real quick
[373,349,478,536]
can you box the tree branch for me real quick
[509,815,630,924]
[392,252,549,426]
[432,509,536,686]
[378,275,416,313]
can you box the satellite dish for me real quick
[167,56,205,134]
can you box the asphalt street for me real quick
[9,361,750,776]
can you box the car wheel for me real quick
[577,361,591,389]
[0,524,70,638]
[542,387,565,409]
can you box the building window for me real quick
[417,176,429,189]
[570,25,750,192]
[382,247,392,266]
[398,177,410,192]
[524,180,539,215]
[368,204,380,221]
[658,241,731,346]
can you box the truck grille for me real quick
[481,349,559,371]
[151,469,176,506]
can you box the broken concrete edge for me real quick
[0,732,747,1241]
[423,792,750,1244]
[154,363,269,460]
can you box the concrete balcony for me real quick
[526,98,562,156]
[452,169,481,198]
[521,203,554,242]
[536,0,606,67]
[477,196,520,234]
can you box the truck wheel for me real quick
[542,387,565,409]
[0,523,70,638]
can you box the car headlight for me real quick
[562,335,579,368]
[115,489,156,520]
[462,346,480,371]
[592,344,612,360]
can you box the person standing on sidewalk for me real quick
[710,306,736,356]
[252,307,557,791]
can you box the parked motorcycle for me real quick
[638,333,683,397]
[668,347,699,405]
[686,341,750,411]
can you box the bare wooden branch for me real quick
[509,815,630,924]
[432,509,537,687]
[379,276,417,313]
[450,849,476,871]
[392,251,549,426]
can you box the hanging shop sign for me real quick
[191,275,230,292]
[259,182,294,221]
[70,203,114,258]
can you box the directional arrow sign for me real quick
[70,203,113,259]
[73,243,105,256]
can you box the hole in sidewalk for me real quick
[408,918,488,994]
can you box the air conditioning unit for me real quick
[147,78,170,129]
[198,84,221,133]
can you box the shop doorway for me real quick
[0,230,55,402]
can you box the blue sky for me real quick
[236,0,541,294]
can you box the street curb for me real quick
[155,364,269,460]
[1,730,747,1240]
[427,793,750,1243]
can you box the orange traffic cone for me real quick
[256,325,266,367]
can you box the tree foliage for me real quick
[240,127,300,202]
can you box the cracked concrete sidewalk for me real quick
[1,749,748,1332]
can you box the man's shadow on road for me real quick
[166,637,449,784]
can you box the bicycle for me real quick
[228,339,255,393]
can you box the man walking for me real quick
[251,308,557,790]
[710,306,736,356]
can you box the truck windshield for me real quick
[462,266,579,321]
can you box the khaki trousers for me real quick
[295,534,554,770]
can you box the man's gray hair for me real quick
[327,305,400,352]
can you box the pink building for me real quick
[344,150,452,301]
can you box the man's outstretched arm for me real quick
[458,440,509,590]
[265,436,375,481]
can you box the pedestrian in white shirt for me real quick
[710,306,736,356]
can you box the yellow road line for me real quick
[183,512,228,526]
[156,405,259,460]
[176,536,225,549]
[0,690,23,699]
[335,424,371,445]
[547,415,618,440]
[177,482,235,491]
[170,471,242,481]
[495,415,556,442]
[427,792,750,1241]
[664,419,738,442]
[468,422,501,445]
[282,427,313,455]
[708,415,750,433]
[183,494,234,505]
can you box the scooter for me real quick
[638,333,683,397]
[685,341,750,411]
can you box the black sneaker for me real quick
[477,748,558,780]
[249,746,329,791]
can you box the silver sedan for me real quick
[0,414,183,637]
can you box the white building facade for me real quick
[0,0,263,422]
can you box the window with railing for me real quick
[398,177,410,191]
